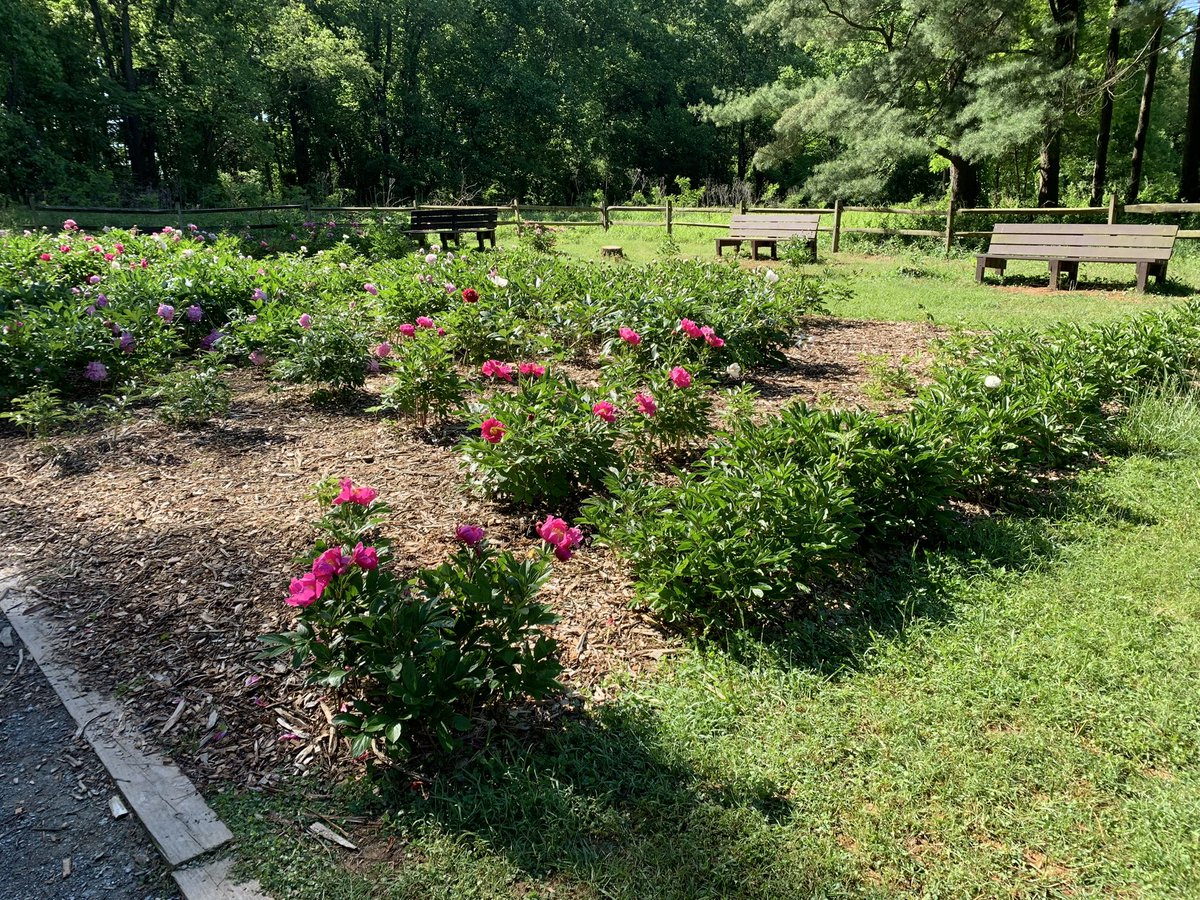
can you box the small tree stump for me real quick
[600,245,623,258]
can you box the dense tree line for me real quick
[0,0,1196,207]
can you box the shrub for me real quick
[269,308,373,396]
[460,372,624,506]
[0,385,76,437]
[143,364,232,427]
[260,481,565,757]
[371,328,466,427]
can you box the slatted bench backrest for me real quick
[728,213,820,240]
[410,208,498,230]
[985,223,1177,263]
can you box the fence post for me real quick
[944,199,957,254]
[175,202,183,233]
[601,200,609,231]
[666,199,673,236]
[513,199,522,237]
[1107,193,1118,225]
[831,199,843,254]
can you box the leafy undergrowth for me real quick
[215,446,1200,898]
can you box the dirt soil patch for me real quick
[0,317,941,793]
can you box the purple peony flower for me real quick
[84,361,108,382]
[185,305,202,323]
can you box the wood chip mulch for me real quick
[0,317,940,791]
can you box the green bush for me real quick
[144,364,232,427]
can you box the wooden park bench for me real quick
[408,207,498,250]
[975,223,1178,292]
[716,213,820,261]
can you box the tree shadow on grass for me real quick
[721,470,1157,679]
[353,701,853,900]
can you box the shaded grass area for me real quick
[548,224,1198,330]
[216,448,1200,898]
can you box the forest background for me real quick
[2,0,1199,210]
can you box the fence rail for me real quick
[12,195,1200,250]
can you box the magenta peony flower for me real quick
[635,392,657,417]
[298,313,312,329]
[375,342,392,358]
[416,316,435,329]
[332,478,379,507]
[481,360,513,382]
[618,327,641,345]
[350,543,379,570]
[455,524,486,547]
[537,516,583,561]
[669,366,692,388]
[592,401,616,423]
[287,572,323,607]
[39,253,51,261]
[157,304,175,323]
[312,547,353,587]
[518,362,545,377]
[363,282,378,296]
[185,305,203,323]
[679,318,703,339]
[701,326,725,348]
[84,361,108,382]
[461,287,479,303]
[113,242,124,254]
[399,323,416,338]
[480,417,506,443]
[436,327,447,336]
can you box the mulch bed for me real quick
[0,316,941,792]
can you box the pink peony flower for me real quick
[157,304,175,323]
[437,327,447,336]
[287,572,323,607]
[618,327,641,345]
[635,392,657,417]
[104,253,114,261]
[481,360,513,382]
[332,478,379,507]
[399,323,417,338]
[680,318,703,339]
[669,366,692,388]
[375,342,392,358]
[416,316,435,329]
[88,275,102,285]
[312,547,353,586]
[701,326,725,348]
[39,253,52,261]
[444,282,457,295]
[363,282,378,295]
[250,350,267,367]
[59,244,71,253]
[592,401,616,423]
[350,543,379,570]
[518,362,545,377]
[424,253,437,265]
[114,242,124,254]
[84,361,108,382]
[455,524,486,547]
[298,313,312,329]
[537,516,583,561]
[481,417,506,443]
[461,287,479,303]
[63,219,78,231]
[139,258,148,269]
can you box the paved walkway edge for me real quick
[0,575,271,899]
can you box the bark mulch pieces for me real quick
[0,317,940,792]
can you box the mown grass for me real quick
[547,224,1199,330]
[216,433,1200,898]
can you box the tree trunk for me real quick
[736,123,747,182]
[1180,10,1200,201]
[1090,0,1123,206]
[1038,130,1061,207]
[1039,0,1081,207]
[1126,14,1164,204]
[947,153,981,208]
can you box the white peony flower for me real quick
[984,374,1003,390]
[764,269,779,284]
[726,363,743,378]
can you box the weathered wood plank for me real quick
[0,577,233,868]
[172,855,273,900]
[992,223,1177,236]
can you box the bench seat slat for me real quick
[989,233,1175,250]
[980,245,1171,262]
[991,223,1177,236]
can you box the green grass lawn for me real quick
[548,223,1199,330]
[216,444,1200,898]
